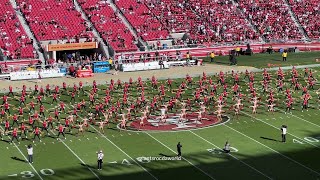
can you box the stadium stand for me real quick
[115,0,170,41]
[0,0,318,62]
[0,0,34,59]
[78,0,138,52]
[235,0,303,41]
[146,0,259,44]
[17,0,92,41]
[287,0,320,39]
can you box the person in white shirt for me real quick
[27,144,33,163]
[97,150,104,170]
[281,125,287,143]
[223,141,230,153]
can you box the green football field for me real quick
[1,53,320,180]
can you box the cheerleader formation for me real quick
[0,66,319,143]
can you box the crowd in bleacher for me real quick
[0,0,318,60]
[288,0,320,40]
[235,0,303,41]
[0,0,34,59]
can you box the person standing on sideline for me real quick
[27,144,33,163]
[210,51,215,62]
[97,150,104,170]
[282,50,288,61]
[281,125,287,143]
[177,142,182,157]
[223,141,230,153]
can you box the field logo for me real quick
[124,113,229,132]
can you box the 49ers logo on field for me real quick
[125,113,229,131]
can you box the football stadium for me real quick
[0,0,320,179]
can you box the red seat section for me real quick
[115,0,170,41]
[77,0,138,52]
[0,0,34,59]
[16,0,91,41]
[287,0,319,39]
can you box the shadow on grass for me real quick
[4,134,320,180]
[260,136,281,142]
[11,156,27,163]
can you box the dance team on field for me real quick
[0,66,319,143]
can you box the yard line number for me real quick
[19,169,54,178]
[293,136,320,144]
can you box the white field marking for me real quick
[89,124,158,180]
[241,111,320,149]
[189,131,272,180]
[146,132,215,180]
[112,135,115,137]
[0,126,44,180]
[67,103,154,176]
[260,99,320,128]
[224,124,320,176]
[58,138,100,180]
[49,129,100,180]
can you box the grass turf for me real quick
[202,51,320,68]
[1,58,320,179]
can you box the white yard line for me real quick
[0,126,43,180]
[146,132,215,180]
[189,131,272,180]
[65,103,158,180]
[49,129,100,180]
[224,124,320,176]
[241,111,320,149]
[90,125,158,180]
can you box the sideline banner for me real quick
[10,69,66,80]
[121,61,169,72]
[47,42,98,51]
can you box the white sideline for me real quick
[224,124,320,176]
[189,130,273,180]
[0,126,44,180]
[146,132,215,180]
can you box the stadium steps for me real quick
[73,0,111,58]
[282,0,310,42]
[231,0,266,43]
[10,0,46,63]
[109,0,147,50]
